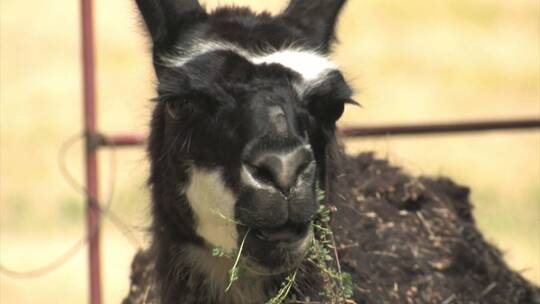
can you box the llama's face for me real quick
[138,0,351,271]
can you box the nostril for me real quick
[294,160,311,179]
[246,163,275,186]
[243,146,314,195]
[246,161,292,196]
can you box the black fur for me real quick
[281,0,347,52]
[136,0,351,303]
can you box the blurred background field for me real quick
[0,0,538,303]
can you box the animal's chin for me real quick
[240,224,313,274]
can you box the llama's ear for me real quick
[281,0,347,52]
[135,0,206,48]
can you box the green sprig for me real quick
[224,228,251,292]
[266,270,298,304]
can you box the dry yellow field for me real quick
[1,0,538,303]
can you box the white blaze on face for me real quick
[163,40,339,95]
[185,167,238,252]
[252,49,337,83]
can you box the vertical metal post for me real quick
[81,0,102,303]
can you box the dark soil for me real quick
[123,151,540,304]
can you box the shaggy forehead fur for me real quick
[162,39,339,95]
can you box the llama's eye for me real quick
[304,71,353,123]
[309,98,345,123]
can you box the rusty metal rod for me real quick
[341,118,540,137]
[96,118,540,148]
[81,0,102,303]
[101,133,147,147]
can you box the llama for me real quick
[125,0,540,303]
[136,0,353,303]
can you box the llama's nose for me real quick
[244,146,314,195]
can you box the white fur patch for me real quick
[162,40,338,95]
[185,167,238,252]
[252,49,336,82]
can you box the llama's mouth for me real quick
[239,223,312,271]
[252,223,310,244]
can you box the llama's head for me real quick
[138,0,352,272]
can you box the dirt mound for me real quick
[328,152,539,303]
[123,151,540,303]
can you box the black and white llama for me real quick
[135,0,352,303]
